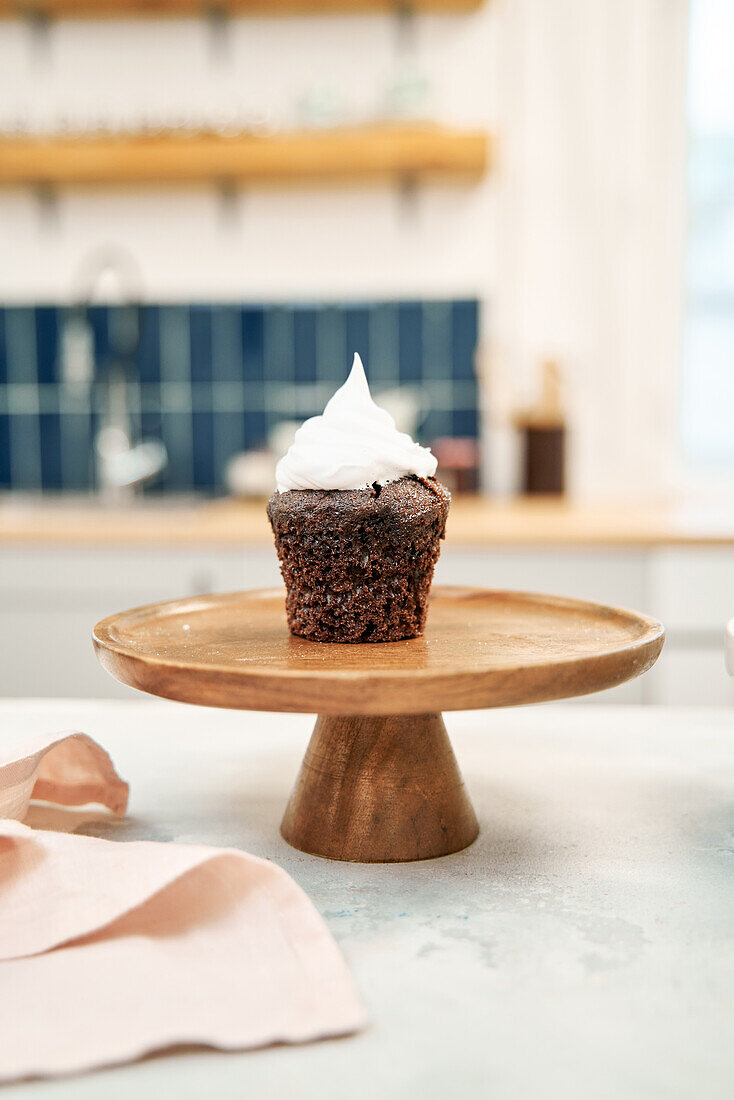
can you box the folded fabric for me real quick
[0,731,129,822]
[0,736,366,1082]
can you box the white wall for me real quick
[0,0,691,500]
[0,9,497,304]
[490,0,689,500]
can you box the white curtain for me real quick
[489,0,689,498]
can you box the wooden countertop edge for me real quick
[2,533,734,549]
[0,497,732,549]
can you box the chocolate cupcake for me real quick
[268,354,450,643]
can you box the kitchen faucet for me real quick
[64,248,167,503]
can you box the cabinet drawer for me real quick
[0,546,279,605]
[436,550,647,611]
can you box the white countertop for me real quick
[2,698,733,1100]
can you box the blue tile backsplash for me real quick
[0,300,479,493]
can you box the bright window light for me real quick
[683,0,734,470]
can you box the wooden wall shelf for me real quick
[0,0,484,17]
[0,124,489,187]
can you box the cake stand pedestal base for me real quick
[280,712,479,863]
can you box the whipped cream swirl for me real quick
[275,353,437,492]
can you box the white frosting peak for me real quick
[275,353,437,492]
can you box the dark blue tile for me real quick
[157,305,190,383]
[39,411,63,490]
[137,307,161,384]
[211,307,243,383]
[0,312,6,385]
[346,306,370,366]
[35,308,59,384]
[451,300,479,381]
[106,305,142,363]
[315,306,347,381]
[297,400,323,423]
[452,407,479,438]
[243,410,268,450]
[213,410,246,491]
[0,298,481,496]
[58,412,93,491]
[192,410,215,490]
[189,307,213,384]
[88,307,110,372]
[293,310,317,382]
[160,467,183,494]
[0,415,10,487]
[7,412,42,488]
[160,412,193,492]
[2,308,37,383]
[398,302,423,382]
[242,308,265,383]
[263,306,295,382]
[422,409,453,444]
[88,409,102,456]
[141,409,163,440]
[293,379,318,419]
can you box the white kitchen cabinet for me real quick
[644,645,734,706]
[0,546,279,700]
[0,543,731,705]
[645,548,734,706]
[434,550,647,609]
[648,548,734,631]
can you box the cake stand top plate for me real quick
[93,586,664,715]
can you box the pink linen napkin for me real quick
[0,731,129,822]
[0,734,366,1082]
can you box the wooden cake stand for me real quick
[93,586,664,863]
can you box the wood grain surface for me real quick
[0,126,488,187]
[93,586,665,715]
[0,0,484,15]
[281,712,479,862]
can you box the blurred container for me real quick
[432,437,480,496]
[515,360,566,496]
[225,421,299,499]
